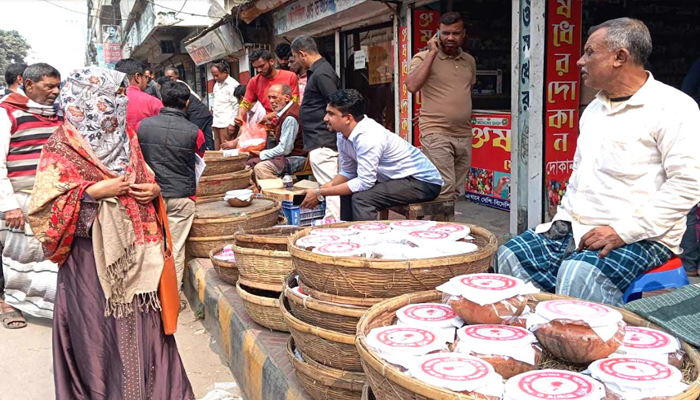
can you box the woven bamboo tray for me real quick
[196,169,252,197]
[285,274,367,335]
[187,235,236,258]
[202,151,248,177]
[208,244,238,285]
[189,197,280,238]
[234,226,304,251]
[232,243,292,290]
[355,290,700,400]
[280,294,362,371]
[288,338,365,400]
[289,222,498,299]
[236,282,288,332]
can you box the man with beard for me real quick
[235,48,299,125]
[300,90,442,221]
[275,43,292,71]
[407,12,476,202]
[291,36,341,219]
[143,67,161,99]
[0,63,62,328]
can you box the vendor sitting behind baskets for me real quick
[300,89,443,221]
[227,83,307,181]
[497,18,700,306]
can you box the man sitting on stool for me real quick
[245,83,307,181]
[300,89,443,221]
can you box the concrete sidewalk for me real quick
[0,299,238,400]
[184,259,310,400]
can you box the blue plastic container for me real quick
[281,200,327,226]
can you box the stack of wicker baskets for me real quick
[355,290,700,400]
[233,226,304,332]
[186,197,281,259]
[197,150,252,203]
[282,221,499,400]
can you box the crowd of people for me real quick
[1,12,700,400]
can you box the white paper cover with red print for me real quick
[504,369,606,400]
[587,357,687,400]
[408,353,505,395]
[437,273,540,305]
[456,324,539,365]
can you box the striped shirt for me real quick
[0,104,61,211]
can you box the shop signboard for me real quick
[186,24,242,66]
[411,9,440,146]
[465,112,512,211]
[273,0,365,35]
[102,25,122,68]
[544,0,582,218]
[399,25,410,141]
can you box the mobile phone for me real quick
[437,30,440,39]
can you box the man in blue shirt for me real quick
[300,89,443,221]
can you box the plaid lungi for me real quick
[496,224,673,306]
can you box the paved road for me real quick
[0,303,239,400]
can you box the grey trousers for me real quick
[340,176,441,221]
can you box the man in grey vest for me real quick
[137,81,205,295]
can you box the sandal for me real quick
[1,310,27,329]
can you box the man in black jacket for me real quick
[157,76,215,150]
[138,81,205,292]
[291,35,341,219]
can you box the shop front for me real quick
[271,0,398,130]
[398,0,514,211]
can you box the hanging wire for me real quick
[39,0,88,15]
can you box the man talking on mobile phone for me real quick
[406,12,476,203]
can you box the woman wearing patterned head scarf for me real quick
[27,66,194,400]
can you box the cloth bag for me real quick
[155,195,179,335]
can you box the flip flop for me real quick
[1,310,27,329]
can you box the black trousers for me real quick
[340,176,441,221]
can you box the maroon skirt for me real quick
[53,238,195,400]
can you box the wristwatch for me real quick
[315,188,325,202]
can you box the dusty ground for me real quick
[0,303,240,400]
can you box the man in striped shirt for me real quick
[0,63,62,328]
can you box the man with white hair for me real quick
[497,18,700,306]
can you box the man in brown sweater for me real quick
[406,12,476,202]
[246,83,307,180]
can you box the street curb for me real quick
[184,258,310,400]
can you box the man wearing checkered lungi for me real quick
[497,18,700,306]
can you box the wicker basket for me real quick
[196,169,252,197]
[234,226,304,251]
[189,197,280,238]
[208,244,238,285]
[289,222,498,299]
[356,291,700,400]
[299,281,389,307]
[288,337,365,400]
[186,235,236,258]
[285,274,367,335]
[202,151,248,177]
[232,244,292,291]
[280,294,362,371]
[361,384,375,400]
[236,282,288,332]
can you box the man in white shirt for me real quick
[210,62,239,150]
[300,89,443,221]
[497,18,700,306]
